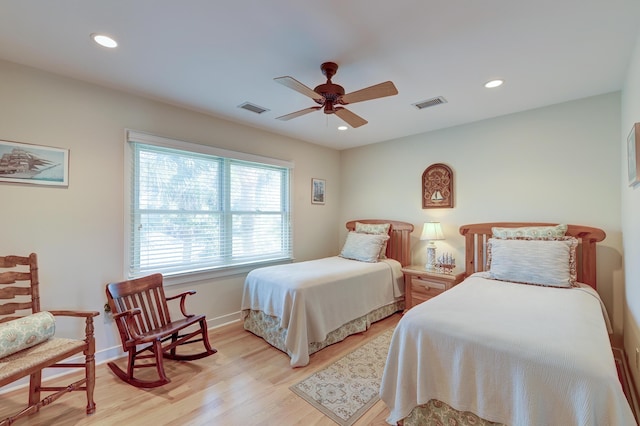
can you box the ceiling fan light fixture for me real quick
[484,79,504,88]
[91,33,118,48]
[338,125,348,131]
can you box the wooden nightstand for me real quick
[401,265,465,311]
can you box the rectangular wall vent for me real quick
[238,102,270,114]
[413,96,448,110]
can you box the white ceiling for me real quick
[1,1,639,150]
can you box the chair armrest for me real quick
[112,308,141,320]
[112,308,144,340]
[166,290,196,301]
[47,310,100,342]
[48,310,100,318]
[167,290,196,318]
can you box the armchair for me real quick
[0,253,99,425]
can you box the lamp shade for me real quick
[420,222,445,241]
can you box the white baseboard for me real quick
[613,346,639,423]
[0,311,242,395]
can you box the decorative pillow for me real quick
[0,311,56,359]
[340,231,390,263]
[355,222,390,235]
[486,237,578,287]
[355,222,391,259]
[492,224,567,239]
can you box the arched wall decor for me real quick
[422,163,453,209]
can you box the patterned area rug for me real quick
[290,328,394,426]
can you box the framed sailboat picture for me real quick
[0,139,69,187]
[422,163,453,208]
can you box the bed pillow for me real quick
[355,222,391,259]
[0,311,56,359]
[340,231,390,263]
[491,224,567,239]
[487,237,578,287]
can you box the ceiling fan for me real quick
[274,62,398,128]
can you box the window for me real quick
[125,131,293,280]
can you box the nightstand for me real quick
[401,265,465,311]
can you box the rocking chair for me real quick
[105,273,217,388]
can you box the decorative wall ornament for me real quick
[0,139,69,187]
[422,163,453,208]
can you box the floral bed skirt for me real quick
[242,300,403,361]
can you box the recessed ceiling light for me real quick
[338,126,348,131]
[484,79,504,89]
[91,33,118,48]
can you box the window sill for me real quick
[159,258,294,286]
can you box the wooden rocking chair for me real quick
[105,273,217,388]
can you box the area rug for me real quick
[290,328,394,426]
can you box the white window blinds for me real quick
[126,131,293,278]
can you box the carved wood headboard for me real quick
[346,220,414,267]
[459,222,606,289]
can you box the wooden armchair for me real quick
[105,273,217,388]
[0,253,99,426]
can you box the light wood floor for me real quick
[1,313,402,426]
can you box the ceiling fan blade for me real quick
[276,106,322,121]
[274,76,324,102]
[334,107,368,128]
[340,81,398,105]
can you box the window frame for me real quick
[124,130,294,285]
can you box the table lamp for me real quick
[420,222,444,271]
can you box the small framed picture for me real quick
[628,123,640,187]
[311,178,325,204]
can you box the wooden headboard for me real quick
[346,220,414,267]
[459,222,606,289]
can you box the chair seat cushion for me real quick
[0,312,56,359]
[0,337,85,383]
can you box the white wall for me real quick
[621,30,640,393]
[0,60,341,363]
[340,93,624,333]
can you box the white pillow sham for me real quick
[340,231,390,263]
[487,237,578,287]
[355,222,391,259]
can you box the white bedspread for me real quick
[380,274,635,426]
[241,256,403,367]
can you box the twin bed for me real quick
[241,220,635,425]
[241,219,413,367]
[381,222,636,425]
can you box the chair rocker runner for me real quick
[105,273,217,388]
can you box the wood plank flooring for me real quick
[0,313,401,426]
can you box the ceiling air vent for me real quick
[413,96,447,110]
[238,102,270,114]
